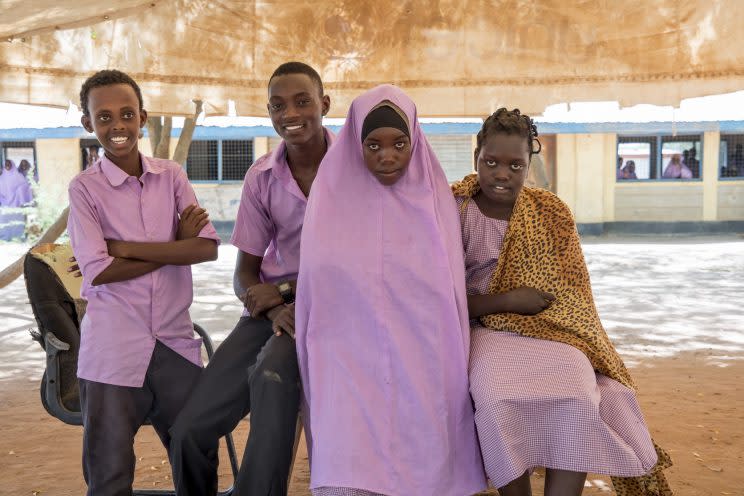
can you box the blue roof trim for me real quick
[5,121,744,140]
[189,122,485,138]
[0,127,96,139]
[536,121,728,134]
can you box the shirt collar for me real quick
[100,153,164,187]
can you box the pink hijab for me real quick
[0,160,33,207]
[295,85,485,495]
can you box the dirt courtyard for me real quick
[1,239,743,495]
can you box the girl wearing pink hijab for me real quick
[294,85,486,496]
[0,159,33,207]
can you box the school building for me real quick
[2,120,743,237]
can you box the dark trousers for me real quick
[170,316,301,496]
[79,340,202,496]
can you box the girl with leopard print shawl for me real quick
[452,108,672,496]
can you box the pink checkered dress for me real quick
[313,488,386,496]
[458,197,658,488]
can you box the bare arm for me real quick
[468,287,556,319]
[233,250,292,320]
[467,293,515,319]
[234,250,263,299]
[92,258,163,286]
[107,238,218,265]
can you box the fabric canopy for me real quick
[1,0,743,117]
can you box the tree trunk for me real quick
[147,116,163,155]
[172,100,203,165]
[0,206,70,289]
[154,117,172,159]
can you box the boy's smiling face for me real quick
[267,73,329,147]
[81,83,147,166]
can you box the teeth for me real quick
[285,125,303,131]
[111,136,128,144]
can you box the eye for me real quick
[98,114,111,122]
[270,103,283,111]
[123,111,135,119]
[394,142,407,150]
[485,160,496,167]
[510,163,525,171]
[297,99,311,106]
[367,143,380,151]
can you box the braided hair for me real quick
[474,108,541,165]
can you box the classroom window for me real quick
[720,134,744,178]
[660,135,701,179]
[221,140,254,181]
[617,137,657,180]
[616,135,701,181]
[80,138,103,171]
[185,139,253,182]
[186,140,218,181]
[1,141,37,182]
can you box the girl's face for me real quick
[362,126,412,186]
[475,132,530,207]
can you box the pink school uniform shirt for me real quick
[68,155,220,387]
[230,128,334,316]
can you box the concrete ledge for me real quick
[578,221,744,236]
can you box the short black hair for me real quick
[474,108,541,164]
[79,69,144,116]
[269,62,324,96]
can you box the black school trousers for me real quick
[170,316,301,496]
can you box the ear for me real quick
[321,95,331,117]
[473,148,479,172]
[139,108,148,129]
[81,114,93,133]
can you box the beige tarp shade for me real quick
[1,0,743,117]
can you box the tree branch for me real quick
[172,100,203,166]
[0,206,70,289]
[155,117,172,159]
[147,116,163,156]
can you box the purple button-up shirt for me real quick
[68,154,220,387]
[230,129,334,316]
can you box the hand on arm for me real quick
[467,286,555,318]
[272,303,295,338]
[177,204,210,240]
[233,250,296,318]
[68,257,82,278]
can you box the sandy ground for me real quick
[1,239,743,495]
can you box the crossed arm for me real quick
[71,205,218,286]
